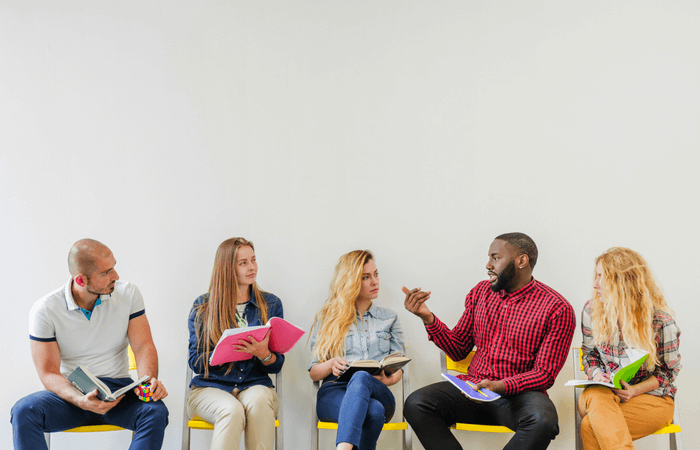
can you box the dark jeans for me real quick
[11,377,169,450]
[316,371,396,450]
[405,381,559,450]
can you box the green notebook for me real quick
[565,349,649,389]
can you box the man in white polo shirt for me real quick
[11,239,169,450]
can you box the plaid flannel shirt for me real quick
[581,300,681,397]
[426,278,576,395]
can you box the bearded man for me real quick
[402,232,575,450]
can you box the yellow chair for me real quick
[181,366,282,450]
[311,363,412,450]
[571,347,683,450]
[439,350,515,435]
[44,347,138,449]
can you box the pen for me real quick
[465,380,489,399]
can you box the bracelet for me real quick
[258,352,273,363]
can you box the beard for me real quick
[86,281,116,296]
[490,260,516,292]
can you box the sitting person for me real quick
[11,239,169,450]
[402,232,576,450]
[308,250,405,450]
[187,237,283,450]
[578,247,681,449]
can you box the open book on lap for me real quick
[67,366,149,402]
[566,349,649,389]
[441,373,501,402]
[209,317,305,366]
[336,352,411,382]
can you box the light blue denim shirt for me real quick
[308,304,405,372]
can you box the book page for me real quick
[110,375,150,400]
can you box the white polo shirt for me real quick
[29,279,145,378]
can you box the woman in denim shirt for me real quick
[187,238,283,450]
[309,250,405,450]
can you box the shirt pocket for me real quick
[344,330,356,354]
[377,331,391,353]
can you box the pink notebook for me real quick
[209,317,305,366]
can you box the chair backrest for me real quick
[440,348,476,375]
[128,346,137,372]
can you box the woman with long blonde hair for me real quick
[187,238,283,450]
[578,247,681,449]
[309,250,405,450]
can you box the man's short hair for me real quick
[68,238,106,277]
[495,232,538,269]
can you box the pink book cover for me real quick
[209,318,305,366]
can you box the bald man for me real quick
[11,239,169,450]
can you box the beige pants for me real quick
[579,386,674,450]
[187,385,279,450]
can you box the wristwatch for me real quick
[258,352,273,363]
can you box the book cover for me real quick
[209,317,305,366]
[441,373,501,402]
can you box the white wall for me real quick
[2,1,699,449]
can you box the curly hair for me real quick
[590,247,673,368]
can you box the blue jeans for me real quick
[11,377,169,450]
[405,381,559,450]
[316,371,396,450]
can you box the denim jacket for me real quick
[308,303,405,381]
[188,291,284,392]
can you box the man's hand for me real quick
[78,390,123,414]
[402,286,434,325]
[141,377,168,401]
[476,379,506,396]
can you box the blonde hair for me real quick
[195,237,269,377]
[310,250,373,363]
[590,247,673,368]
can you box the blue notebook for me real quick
[441,373,501,402]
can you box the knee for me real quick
[139,400,170,428]
[347,371,374,388]
[244,389,277,417]
[11,395,43,427]
[521,408,559,439]
[404,389,428,423]
[216,399,246,425]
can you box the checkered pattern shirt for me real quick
[426,278,576,395]
[581,300,681,397]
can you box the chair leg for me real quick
[275,421,283,450]
[670,431,683,450]
[181,424,190,450]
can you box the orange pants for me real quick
[578,386,674,450]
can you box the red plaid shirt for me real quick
[426,278,576,395]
